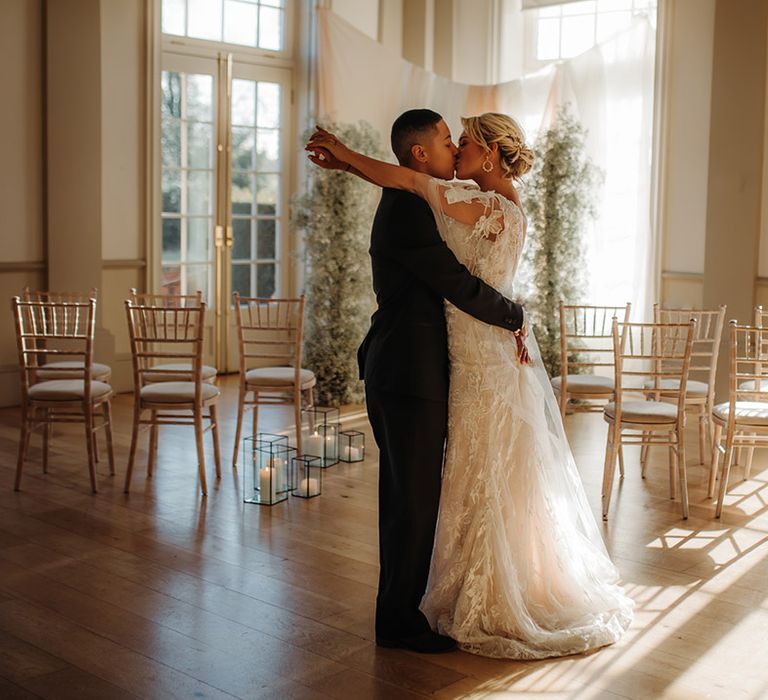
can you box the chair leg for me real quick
[93,423,100,464]
[601,423,619,520]
[294,391,303,456]
[148,412,158,477]
[715,431,736,518]
[698,411,707,466]
[676,433,689,519]
[668,443,678,500]
[209,404,222,479]
[104,401,115,476]
[744,432,756,480]
[251,393,259,439]
[124,404,141,494]
[194,408,208,496]
[14,406,30,491]
[559,389,568,421]
[640,430,650,477]
[232,384,246,467]
[708,423,723,498]
[84,402,97,494]
[618,444,625,479]
[42,409,51,474]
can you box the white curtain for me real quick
[316,8,656,319]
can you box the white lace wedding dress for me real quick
[420,178,634,659]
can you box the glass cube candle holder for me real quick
[302,407,340,468]
[338,430,365,462]
[243,434,294,505]
[291,455,322,498]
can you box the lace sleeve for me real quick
[425,178,517,244]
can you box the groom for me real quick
[312,109,524,653]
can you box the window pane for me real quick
[186,74,214,122]
[162,0,186,35]
[537,18,560,60]
[256,263,276,298]
[599,0,632,9]
[232,218,252,260]
[561,15,595,57]
[162,119,181,167]
[257,82,280,128]
[162,218,181,262]
[188,171,211,215]
[232,263,251,298]
[187,218,210,261]
[258,6,283,51]
[187,0,222,41]
[597,10,631,42]
[232,173,254,215]
[256,129,279,171]
[563,1,596,15]
[256,174,278,215]
[231,80,256,127]
[162,169,181,213]
[187,121,213,168]
[261,0,284,6]
[186,264,209,302]
[162,72,181,118]
[538,6,560,18]
[232,127,255,170]
[224,0,258,47]
[161,265,181,295]
[257,218,276,259]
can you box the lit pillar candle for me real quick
[341,445,362,461]
[298,476,320,497]
[259,466,276,501]
[305,432,324,457]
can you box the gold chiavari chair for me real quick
[12,296,115,493]
[128,288,217,384]
[710,322,768,518]
[22,287,112,383]
[602,318,696,520]
[641,305,726,468]
[552,303,632,419]
[231,293,316,466]
[124,299,221,495]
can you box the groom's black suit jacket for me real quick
[357,188,524,401]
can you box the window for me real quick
[534,0,656,62]
[162,0,286,51]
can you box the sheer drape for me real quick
[317,8,655,319]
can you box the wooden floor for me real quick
[0,375,767,699]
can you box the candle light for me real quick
[305,432,324,458]
[341,445,362,461]
[259,466,276,502]
[298,476,320,497]
[269,456,285,491]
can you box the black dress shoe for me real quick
[376,630,457,653]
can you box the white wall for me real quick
[331,0,379,39]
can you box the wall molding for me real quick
[102,259,146,270]
[661,270,704,282]
[0,261,46,273]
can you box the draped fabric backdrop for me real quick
[316,8,656,320]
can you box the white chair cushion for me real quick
[642,378,708,396]
[604,400,678,424]
[28,379,112,401]
[551,374,614,394]
[245,367,316,389]
[140,382,219,404]
[713,401,768,427]
[145,363,217,383]
[738,379,768,393]
[36,361,111,382]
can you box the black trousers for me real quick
[365,384,448,638]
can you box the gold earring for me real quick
[482,157,494,173]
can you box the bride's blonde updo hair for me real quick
[461,112,534,180]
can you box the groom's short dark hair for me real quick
[391,109,443,165]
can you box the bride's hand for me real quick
[514,323,532,365]
[306,126,351,163]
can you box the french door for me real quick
[159,51,291,372]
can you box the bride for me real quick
[306,112,633,659]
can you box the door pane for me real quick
[230,78,282,300]
[161,69,215,304]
